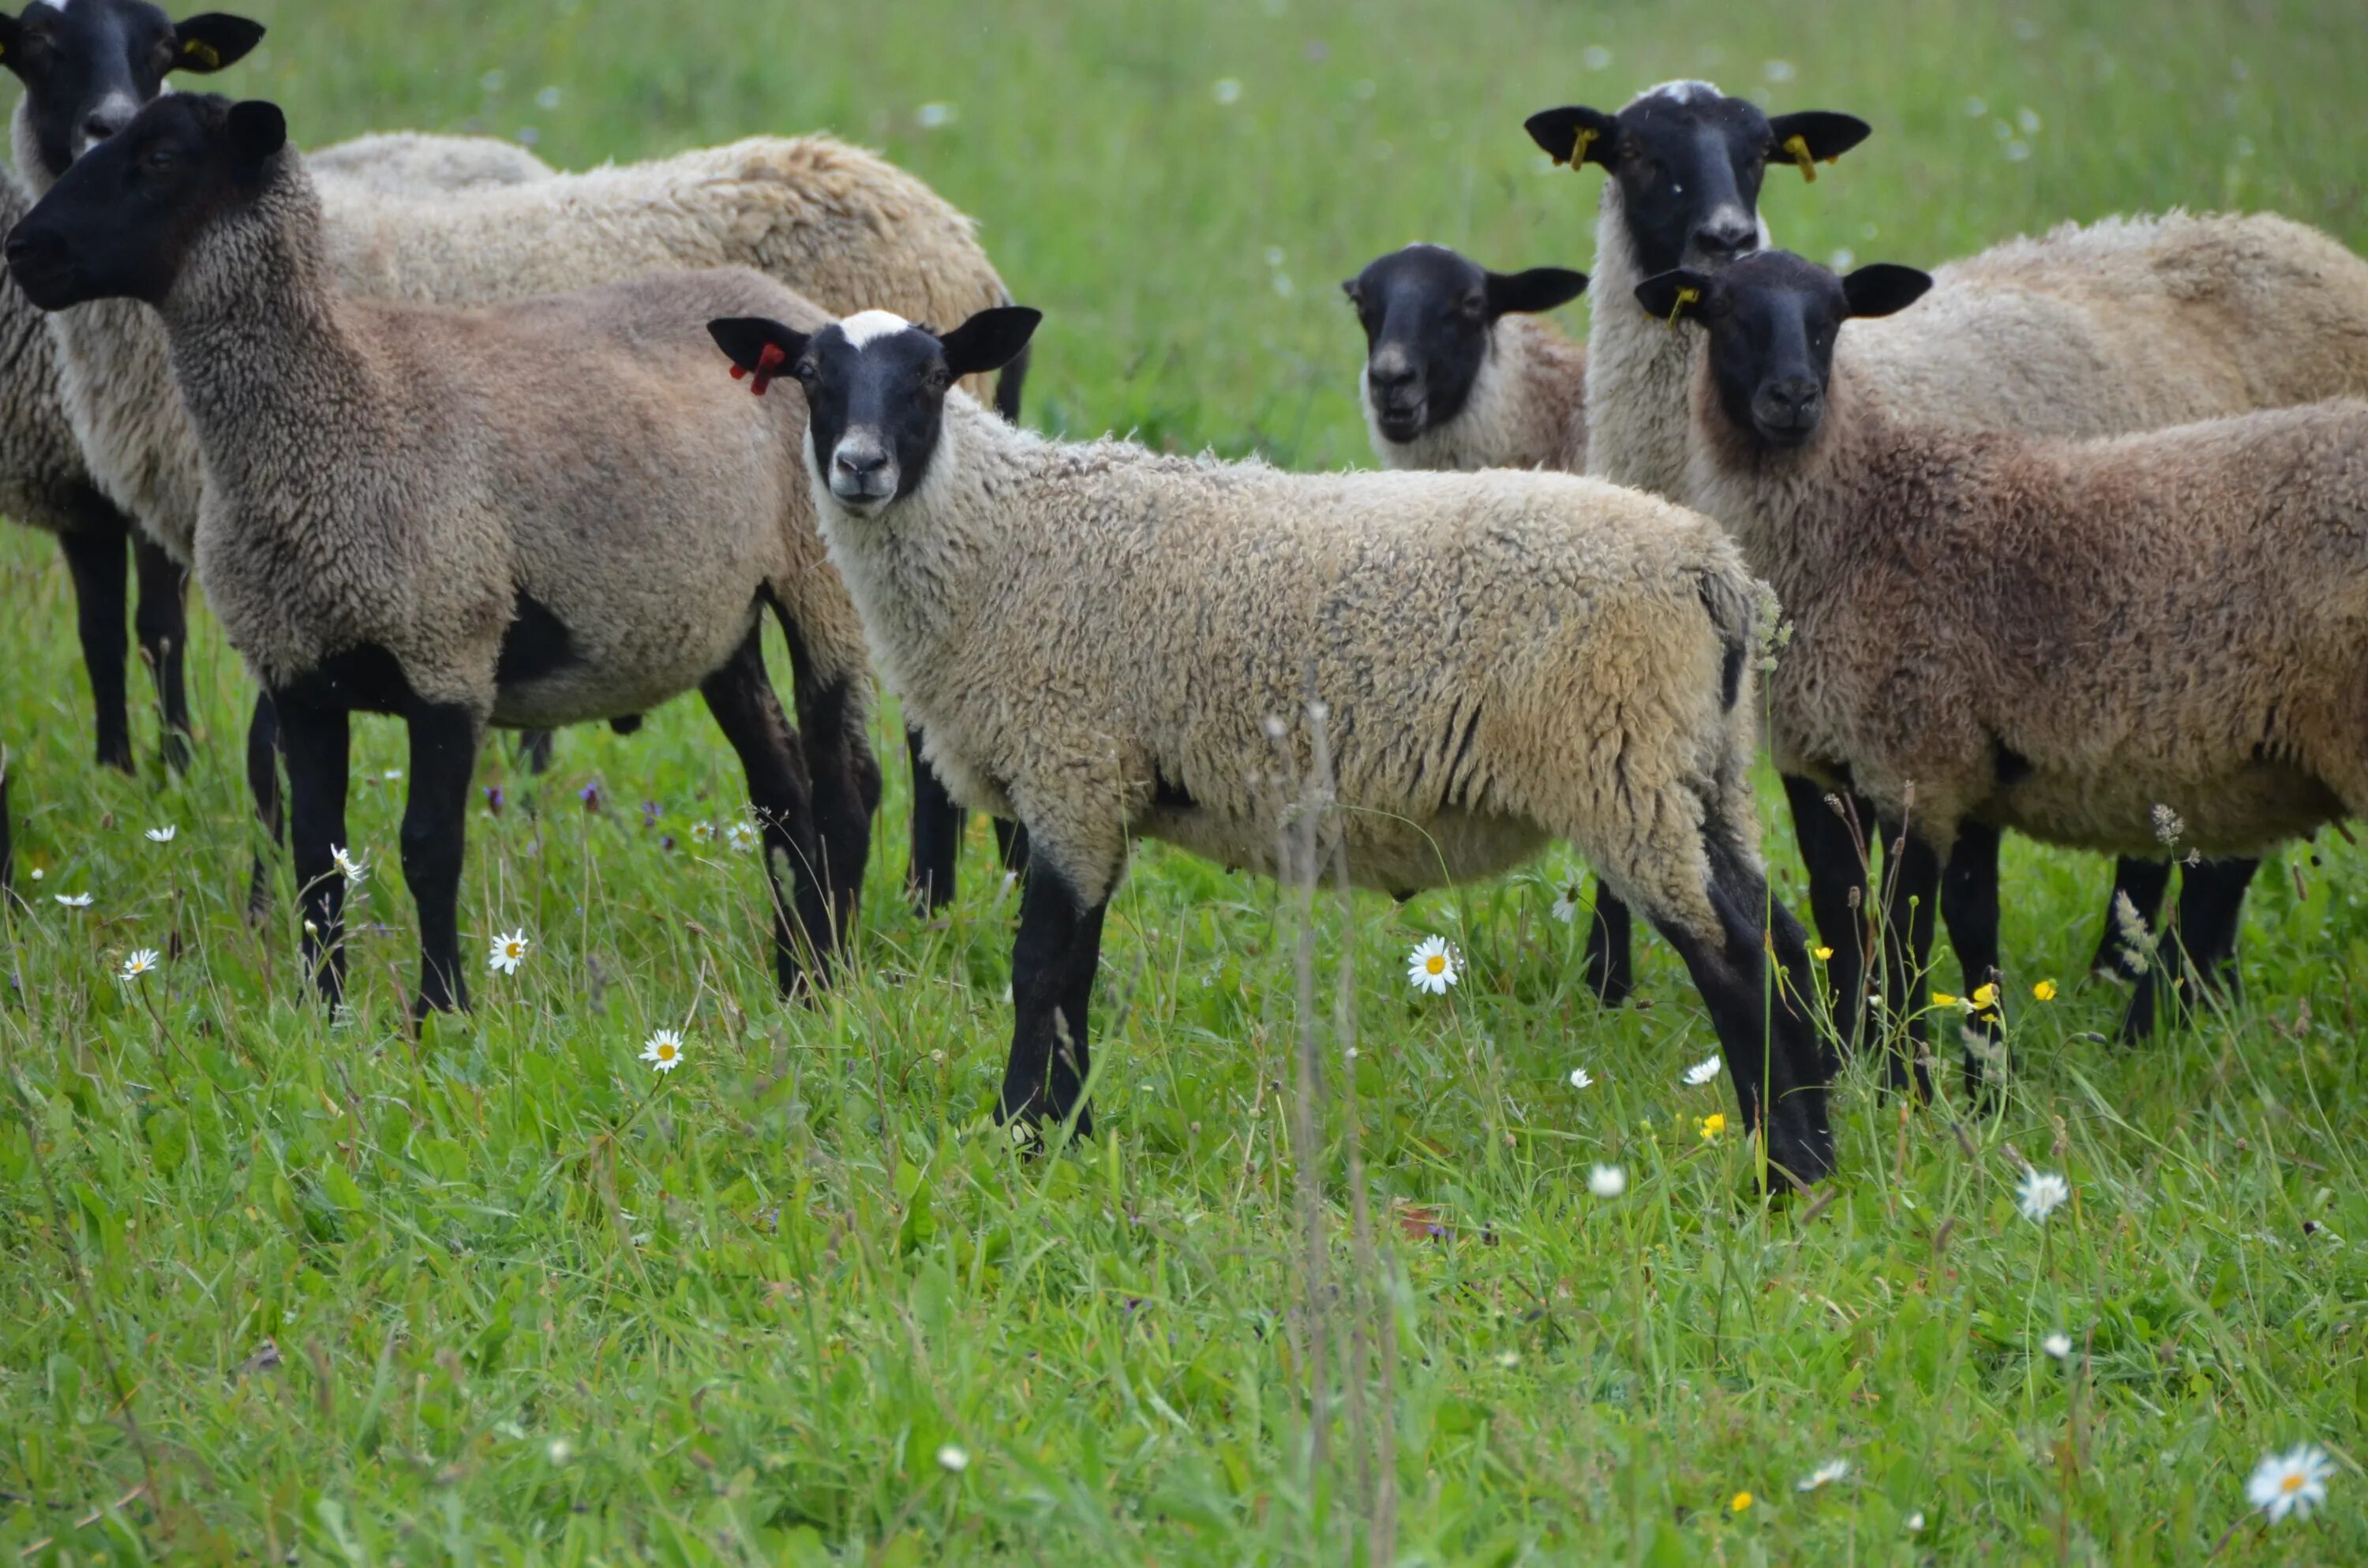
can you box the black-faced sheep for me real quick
[8,94,879,1013]
[1644,249,2368,1089]
[708,305,1842,1187]
[3,0,1024,915]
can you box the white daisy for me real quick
[1587,1164,1626,1198]
[1550,880,1584,924]
[2247,1443,2334,1524]
[1568,1066,1594,1091]
[937,1443,970,1473]
[1797,1458,1850,1491]
[487,929,531,974]
[689,821,715,845]
[1682,1052,1722,1087]
[54,892,92,908]
[119,948,161,982]
[1406,935,1459,994]
[725,821,761,854]
[2041,1331,2073,1360]
[144,825,177,844]
[2017,1168,2070,1223]
[332,844,368,884]
[640,1029,686,1073]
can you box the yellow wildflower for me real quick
[2033,979,2058,1001]
[1699,1113,1727,1142]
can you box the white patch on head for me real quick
[1636,79,1724,107]
[32,0,75,12]
[837,309,912,349]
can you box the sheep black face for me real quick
[1343,244,1587,445]
[6,92,284,311]
[0,1,260,179]
[709,306,1043,516]
[1524,84,1869,279]
[1637,251,1931,450]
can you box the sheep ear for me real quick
[708,316,809,378]
[1842,264,1931,320]
[1524,106,1616,168]
[224,100,285,166]
[939,306,1041,379]
[1486,267,1588,318]
[170,14,267,73]
[1764,110,1871,177]
[1632,269,1711,324]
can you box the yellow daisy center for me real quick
[657,1044,676,1061]
[2283,1473,2304,1492]
[1426,954,1445,974]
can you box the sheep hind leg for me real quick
[2122,856,2256,1040]
[699,628,828,996]
[2089,857,2172,981]
[1000,855,1108,1145]
[779,612,876,960]
[129,530,191,774]
[55,514,133,774]
[1642,830,1836,1188]
[1583,889,1634,1006]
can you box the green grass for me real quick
[6,0,2368,1560]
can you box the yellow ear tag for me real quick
[1564,125,1598,168]
[1782,133,1819,182]
[1665,285,1700,329]
[182,39,223,69]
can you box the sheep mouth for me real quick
[1373,402,1429,443]
[3,250,86,312]
[827,480,896,515]
[1750,417,1820,451]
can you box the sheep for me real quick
[1523,83,2368,1044]
[706,304,1842,1187]
[1642,248,2368,1093]
[7,92,881,1013]
[1345,243,1591,475]
[303,132,553,195]
[3,1,1024,915]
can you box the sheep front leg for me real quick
[400,704,479,1019]
[130,530,191,773]
[244,694,287,923]
[2089,858,2173,980]
[907,724,965,913]
[55,515,133,774]
[1875,821,1941,1103]
[1583,888,1633,1006]
[1002,860,1108,1143]
[1940,820,2005,1100]
[274,694,352,1006]
[1782,774,1876,1056]
[699,628,826,994]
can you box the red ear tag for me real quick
[748,342,787,397]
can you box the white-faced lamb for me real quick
[1523,81,2368,1053]
[7,94,879,1011]
[1642,248,2368,1090]
[2,1,1025,915]
[707,303,1843,1186]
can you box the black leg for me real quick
[2090,857,2173,980]
[1940,820,2006,1098]
[245,693,287,923]
[1647,833,1834,1188]
[275,694,352,1005]
[400,704,478,1019]
[1001,855,1109,1140]
[781,614,877,963]
[2123,856,2257,1039]
[1783,774,1875,1054]
[993,817,1031,879]
[699,627,825,993]
[1876,821,1941,1102]
[55,515,133,773]
[907,724,964,913]
[129,528,191,773]
[516,729,556,776]
[1583,889,1634,1006]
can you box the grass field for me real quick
[6,0,2368,1561]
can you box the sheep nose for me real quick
[834,447,889,480]
[3,226,62,273]
[1755,378,1823,428]
[1692,216,1759,262]
[1366,354,1420,406]
[82,108,128,144]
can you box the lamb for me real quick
[7,93,880,1013]
[1643,249,2368,1091]
[1346,244,1591,475]
[5,1,1025,915]
[706,304,1843,1187]
[1523,82,2368,1043]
